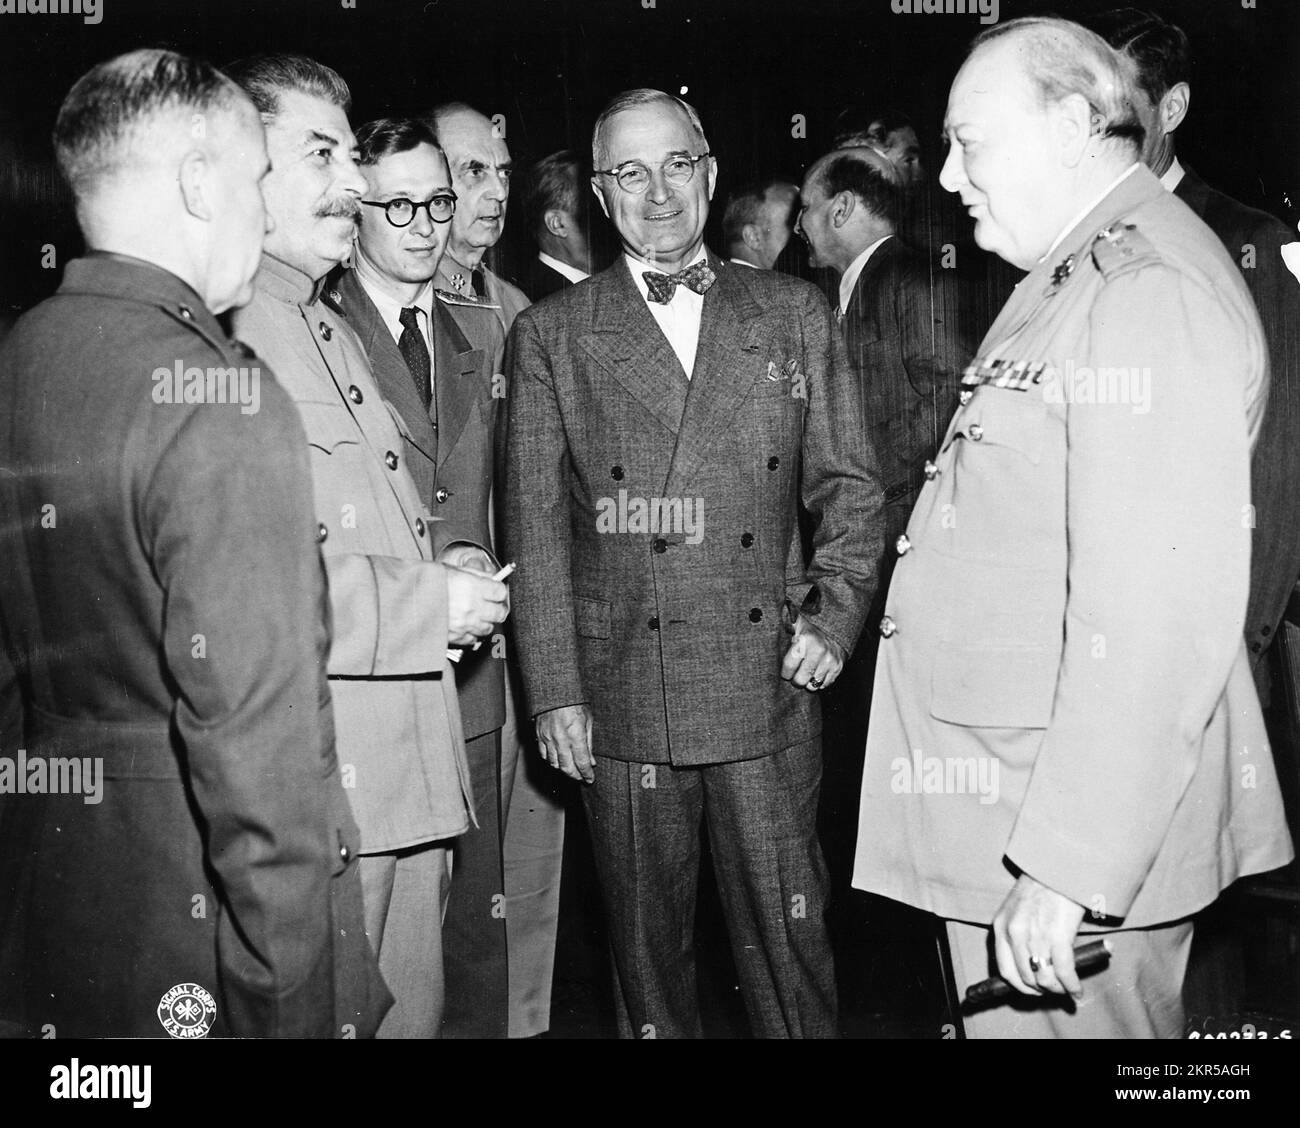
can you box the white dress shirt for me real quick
[1159,156,1186,193]
[353,253,436,365]
[538,252,589,284]
[626,248,707,379]
[728,257,761,269]
[837,234,893,317]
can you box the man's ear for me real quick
[178,149,212,221]
[543,207,568,239]
[1055,92,1094,168]
[705,155,718,201]
[590,177,611,221]
[831,190,856,229]
[1160,82,1190,136]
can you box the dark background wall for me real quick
[1,0,1296,315]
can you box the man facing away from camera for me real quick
[0,48,389,1037]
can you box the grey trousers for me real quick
[359,843,452,1039]
[582,739,837,1039]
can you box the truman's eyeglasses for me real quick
[361,193,458,228]
[594,152,711,195]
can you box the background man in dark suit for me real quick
[1096,8,1300,700]
[504,88,884,1038]
[796,144,968,888]
[329,116,514,1038]
[518,149,596,300]
[721,178,799,270]
[0,48,389,1038]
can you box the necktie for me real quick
[398,306,432,410]
[642,260,717,305]
[470,267,487,298]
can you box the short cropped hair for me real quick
[223,53,351,121]
[591,88,708,170]
[721,179,795,250]
[427,100,482,137]
[53,48,241,196]
[971,17,1145,150]
[815,152,900,228]
[1090,8,1191,106]
[523,150,584,237]
[356,117,442,167]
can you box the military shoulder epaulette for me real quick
[1089,223,1160,281]
[435,287,502,311]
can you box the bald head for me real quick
[54,49,272,314]
[429,102,513,259]
[796,147,902,273]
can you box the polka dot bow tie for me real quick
[642,260,717,305]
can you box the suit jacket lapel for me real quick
[576,260,689,435]
[663,253,766,498]
[335,270,439,464]
[431,298,482,470]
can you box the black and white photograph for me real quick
[0,0,1297,1103]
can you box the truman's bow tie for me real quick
[642,260,717,305]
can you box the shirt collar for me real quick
[838,234,893,314]
[538,251,589,284]
[1040,163,1141,264]
[254,253,328,305]
[352,250,434,330]
[728,257,761,269]
[1159,156,1186,193]
[625,245,709,301]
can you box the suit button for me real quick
[348,385,363,405]
[648,616,659,631]
[896,534,911,555]
[1262,625,1272,636]
[611,465,625,481]
[1250,640,1262,653]
[319,322,333,341]
[435,487,452,503]
[748,608,763,623]
[415,518,426,537]
[959,389,973,406]
[879,615,898,638]
[178,304,194,321]
[317,522,328,544]
[923,460,939,481]
[385,450,399,470]
[767,456,780,471]
[339,841,351,864]
[653,538,667,554]
[740,532,754,548]
[968,423,984,442]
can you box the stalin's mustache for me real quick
[317,196,361,222]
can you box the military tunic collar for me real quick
[254,253,329,306]
[61,253,224,341]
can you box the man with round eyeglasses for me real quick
[504,87,884,1038]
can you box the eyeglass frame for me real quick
[360,192,459,228]
[593,151,713,195]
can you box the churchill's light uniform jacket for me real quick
[853,165,1294,928]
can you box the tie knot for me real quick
[643,260,717,305]
[399,306,422,331]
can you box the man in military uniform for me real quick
[853,17,1294,1037]
[226,55,510,1039]
[428,99,566,1039]
[0,49,389,1037]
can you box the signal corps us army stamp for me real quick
[157,982,217,1039]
